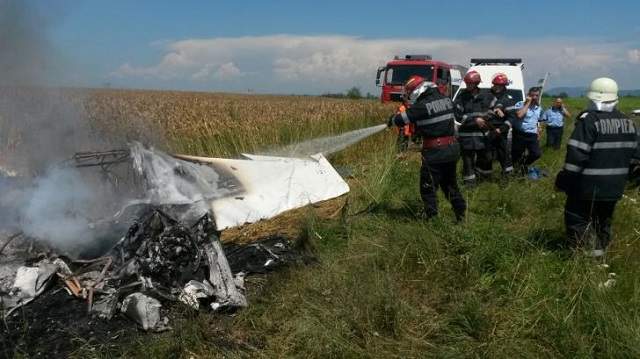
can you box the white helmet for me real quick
[407,81,437,105]
[587,77,618,102]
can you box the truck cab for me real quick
[376,55,463,103]
[452,58,526,103]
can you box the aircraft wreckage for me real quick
[0,142,349,332]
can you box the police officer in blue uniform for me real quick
[512,87,543,175]
[541,97,571,150]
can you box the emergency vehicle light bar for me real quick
[470,58,522,66]
[393,54,433,60]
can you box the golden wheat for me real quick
[82,89,394,156]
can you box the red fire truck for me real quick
[376,54,464,102]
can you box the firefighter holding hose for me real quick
[388,75,466,221]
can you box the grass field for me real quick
[6,91,640,358]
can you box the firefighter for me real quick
[555,77,640,258]
[389,77,466,221]
[395,102,412,151]
[393,77,420,152]
[481,73,516,176]
[454,70,495,186]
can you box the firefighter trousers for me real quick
[461,148,491,184]
[420,157,466,221]
[564,197,617,251]
[479,135,513,175]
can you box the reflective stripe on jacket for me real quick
[559,109,639,200]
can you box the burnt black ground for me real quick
[1,288,134,358]
[0,235,312,358]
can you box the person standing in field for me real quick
[479,73,517,177]
[393,102,411,151]
[512,87,543,176]
[541,97,571,150]
[454,71,495,186]
[555,77,640,258]
[389,76,466,221]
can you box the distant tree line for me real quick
[542,92,569,98]
[545,90,640,99]
[321,87,377,100]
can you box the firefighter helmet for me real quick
[406,81,437,105]
[492,73,509,86]
[587,77,618,102]
[404,75,425,96]
[463,70,481,85]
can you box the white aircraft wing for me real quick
[173,153,349,230]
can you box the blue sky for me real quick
[38,0,640,93]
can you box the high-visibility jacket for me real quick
[395,104,415,137]
[556,109,640,200]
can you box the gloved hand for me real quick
[488,127,503,141]
[629,163,640,186]
[555,170,577,193]
[386,114,395,128]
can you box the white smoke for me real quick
[19,167,96,250]
[130,142,229,205]
[9,143,233,254]
[0,1,129,255]
[126,142,235,223]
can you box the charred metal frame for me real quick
[72,149,131,171]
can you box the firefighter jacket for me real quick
[489,91,517,135]
[393,88,459,163]
[454,90,496,150]
[556,109,640,200]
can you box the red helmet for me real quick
[404,75,425,96]
[492,73,509,86]
[463,71,481,85]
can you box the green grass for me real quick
[77,97,640,358]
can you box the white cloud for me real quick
[111,35,640,93]
[191,62,242,81]
[628,49,640,64]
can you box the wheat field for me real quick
[82,89,394,157]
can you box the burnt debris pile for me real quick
[224,235,304,275]
[0,141,314,357]
[0,210,308,357]
[0,210,252,333]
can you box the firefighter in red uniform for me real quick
[389,76,466,221]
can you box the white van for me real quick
[452,58,526,103]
